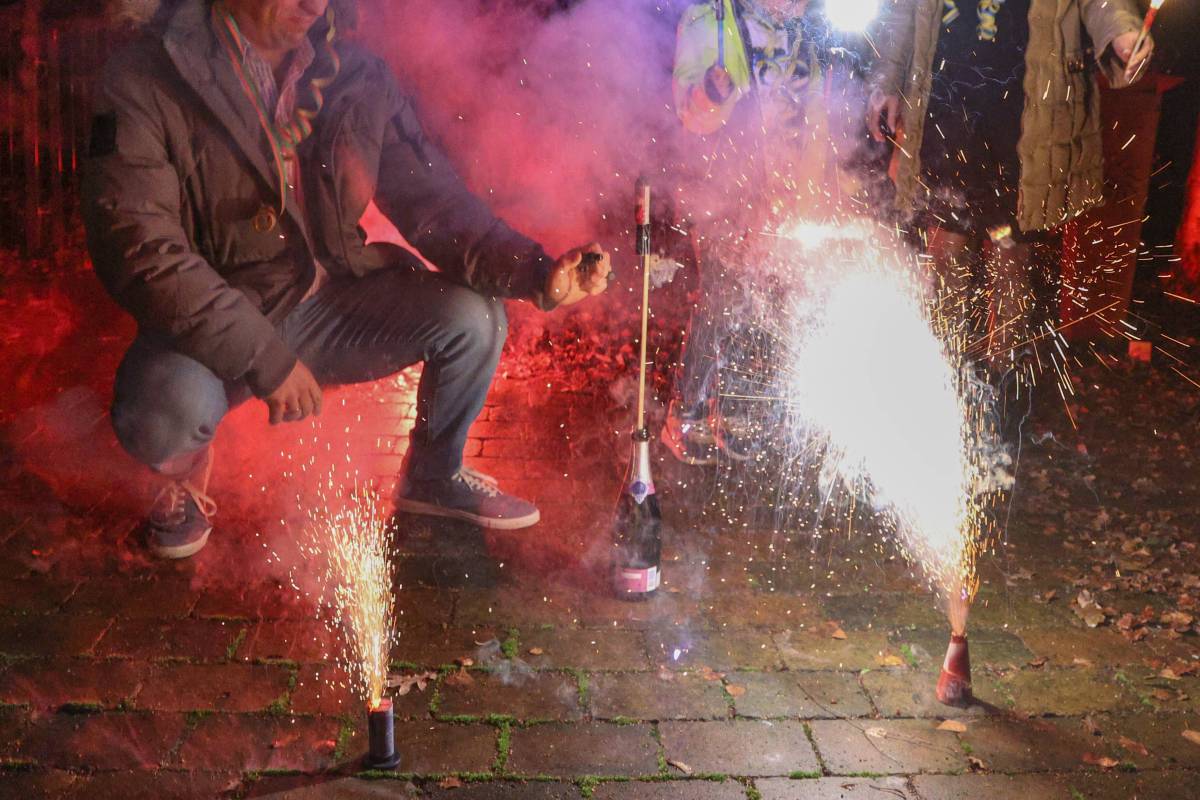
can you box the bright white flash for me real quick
[788,267,970,576]
[825,0,881,32]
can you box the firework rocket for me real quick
[612,177,663,599]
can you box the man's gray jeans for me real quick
[111,267,507,482]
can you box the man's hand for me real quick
[264,360,322,425]
[1115,31,1154,82]
[867,88,902,143]
[546,243,612,308]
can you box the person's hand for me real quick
[867,88,901,143]
[1114,31,1154,81]
[264,360,322,425]
[545,243,612,308]
[703,64,735,103]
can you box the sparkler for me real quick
[1126,0,1165,82]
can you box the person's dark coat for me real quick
[84,0,553,398]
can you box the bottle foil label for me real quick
[617,566,660,594]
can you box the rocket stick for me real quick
[716,0,726,68]
[635,177,652,433]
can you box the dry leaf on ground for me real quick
[528,647,544,656]
[1118,736,1149,756]
[667,758,694,775]
[438,776,463,789]
[444,667,475,687]
[726,684,746,697]
[387,670,438,695]
[1183,730,1200,747]
[937,719,967,732]
[1081,752,1119,768]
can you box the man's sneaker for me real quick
[661,404,719,466]
[147,448,216,559]
[394,467,540,530]
[713,410,757,462]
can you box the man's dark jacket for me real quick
[83,0,553,397]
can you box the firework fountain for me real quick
[745,219,1008,705]
[270,453,402,769]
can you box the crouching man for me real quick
[83,0,611,558]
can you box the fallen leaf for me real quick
[528,647,544,656]
[387,670,438,695]
[966,755,987,771]
[667,758,693,775]
[1183,730,1200,747]
[726,684,746,698]
[1072,658,1094,668]
[1081,752,1118,769]
[937,719,967,732]
[444,667,475,687]
[438,777,463,789]
[865,726,887,739]
[878,653,905,667]
[1118,736,1149,757]
[831,627,848,640]
[457,657,475,668]
[1151,688,1173,702]
[1028,656,1049,669]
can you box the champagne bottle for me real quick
[612,428,662,599]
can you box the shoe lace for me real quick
[154,480,217,522]
[456,467,500,497]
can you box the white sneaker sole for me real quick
[393,498,540,530]
[150,525,212,559]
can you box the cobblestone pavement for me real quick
[2,339,1199,798]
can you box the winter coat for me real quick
[83,0,553,398]
[869,0,1144,232]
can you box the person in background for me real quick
[665,0,833,466]
[866,0,1153,365]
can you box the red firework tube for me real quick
[365,698,401,769]
[936,634,972,707]
[635,177,651,256]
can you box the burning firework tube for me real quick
[936,634,972,707]
[365,698,401,770]
[1127,0,1164,80]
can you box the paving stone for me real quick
[757,776,915,799]
[0,614,111,657]
[1016,627,1147,669]
[698,590,825,630]
[1064,770,1200,800]
[418,780,582,799]
[885,627,1033,672]
[592,780,748,799]
[507,722,659,777]
[65,575,202,618]
[569,593,703,631]
[175,714,341,772]
[191,579,307,620]
[133,662,292,712]
[955,717,1103,773]
[94,618,245,661]
[809,719,967,775]
[240,776,424,798]
[1092,712,1200,769]
[520,628,650,671]
[823,593,945,630]
[65,770,242,799]
[436,671,581,721]
[0,576,79,614]
[659,720,819,777]
[861,670,988,719]
[288,664,434,718]
[0,705,30,752]
[0,770,81,798]
[981,668,1135,716]
[912,773,1074,800]
[730,671,873,719]
[589,673,730,720]
[391,625,502,668]
[240,619,340,663]
[656,629,783,672]
[0,658,141,709]
[17,712,188,770]
[771,629,892,671]
[356,721,499,774]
